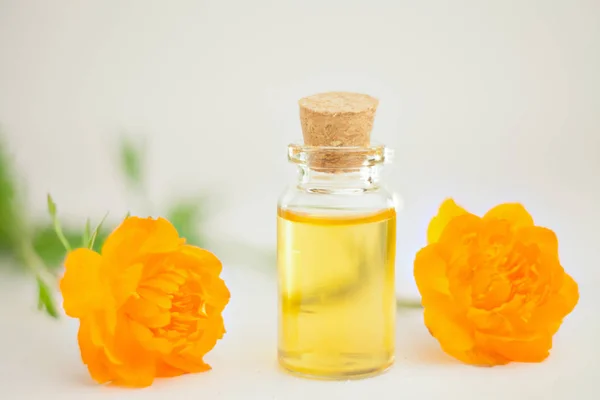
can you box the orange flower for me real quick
[414,199,578,366]
[60,217,230,387]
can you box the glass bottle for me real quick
[277,142,396,379]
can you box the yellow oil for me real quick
[277,207,396,379]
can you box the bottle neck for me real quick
[296,165,382,194]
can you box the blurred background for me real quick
[0,0,599,302]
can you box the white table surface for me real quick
[0,262,597,400]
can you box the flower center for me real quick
[155,281,207,344]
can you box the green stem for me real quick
[88,212,109,249]
[19,239,48,278]
[18,239,60,318]
[52,218,71,252]
[397,298,422,309]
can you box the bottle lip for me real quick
[287,143,393,168]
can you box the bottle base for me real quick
[278,353,394,381]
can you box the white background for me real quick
[0,0,599,398]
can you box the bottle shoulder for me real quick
[278,184,396,214]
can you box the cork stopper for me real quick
[298,92,379,169]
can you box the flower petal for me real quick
[426,302,509,366]
[467,307,510,335]
[437,213,481,248]
[101,217,181,267]
[86,311,119,361]
[156,361,187,378]
[437,214,482,309]
[143,276,180,294]
[137,287,172,310]
[185,315,226,358]
[427,199,469,244]
[60,249,107,318]
[129,319,173,354]
[162,352,211,374]
[179,245,223,275]
[204,275,231,312]
[111,263,144,307]
[124,296,171,328]
[423,301,478,364]
[170,246,230,310]
[557,273,579,316]
[483,203,534,229]
[517,226,559,260]
[110,316,156,388]
[413,244,451,303]
[531,272,579,334]
[479,332,551,363]
[78,318,113,384]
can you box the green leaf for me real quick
[89,212,109,249]
[46,193,56,217]
[32,225,83,268]
[33,220,111,269]
[119,137,144,187]
[166,199,205,246]
[82,218,91,248]
[47,194,71,252]
[0,134,62,318]
[36,276,59,318]
[0,134,25,256]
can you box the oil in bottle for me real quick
[277,208,396,378]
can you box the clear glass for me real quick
[277,144,396,380]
